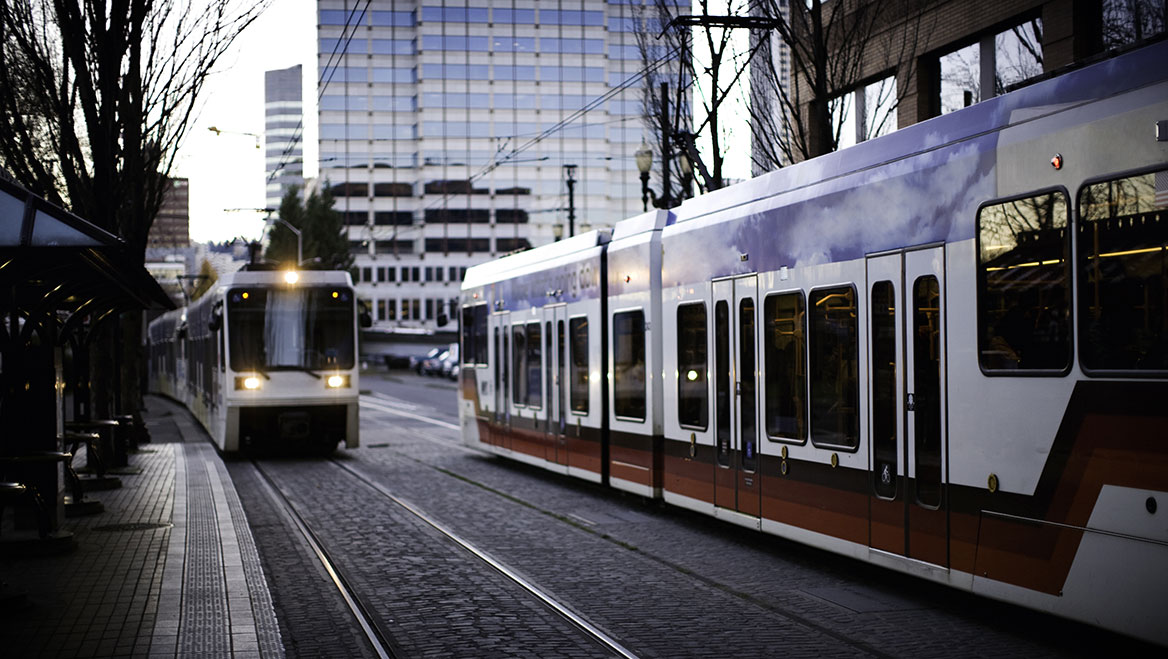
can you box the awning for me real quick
[0,176,175,338]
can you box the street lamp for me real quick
[270,216,303,266]
[635,140,659,212]
[208,125,260,149]
[678,150,693,201]
[563,164,577,238]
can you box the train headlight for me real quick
[284,270,300,285]
[235,376,262,391]
[326,374,350,389]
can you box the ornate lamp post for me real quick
[635,140,654,212]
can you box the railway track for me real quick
[249,455,634,658]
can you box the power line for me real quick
[266,1,371,185]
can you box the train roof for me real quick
[671,39,1168,226]
[462,228,611,288]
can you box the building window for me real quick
[977,191,1070,372]
[809,286,858,449]
[939,19,1044,115]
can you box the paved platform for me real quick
[0,395,284,658]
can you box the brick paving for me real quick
[0,395,282,658]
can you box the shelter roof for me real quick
[0,176,175,338]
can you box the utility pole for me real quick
[564,164,577,238]
[660,82,672,208]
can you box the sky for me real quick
[174,0,316,244]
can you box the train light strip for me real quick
[334,461,640,659]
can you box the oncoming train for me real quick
[458,41,1168,644]
[148,267,365,454]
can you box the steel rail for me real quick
[331,459,640,659]
[251,460,401,659]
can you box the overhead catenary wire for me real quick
[266,0,371,186]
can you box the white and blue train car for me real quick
[461,40,1168,645]
[148,268,362,454]
[459,230,612,482]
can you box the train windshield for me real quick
[226,286,355,371]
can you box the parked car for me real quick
[420,348,449,376]
[439,344,460,380]
[410,347,443,374]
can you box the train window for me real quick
[569,317,589,413]
[460,304,489,366]
[613,309,646,420]
[677,303,708,429]
[474,305,488,364]
[715,301,730,467]
[226,287,356,371]
[764,292,806,442]
[1077,170,1168,373]
[739,298,758,472]
[461,306,474,365]
[977,191,1071,373]
[870,282,897,499]
[526,322,542,408]
[808,286,859,449]
[545,322,553,416]
[913,276,942,508]
[512,324,526,406]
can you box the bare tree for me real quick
[636,0,759,196]
[0,0,267,414]
[0,0,266,253]
[749,0,931,172]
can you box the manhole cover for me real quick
[93,522,173,533]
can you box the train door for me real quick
[545,305,569,465]
[866,246,948,567]
[712,275,762,517]
[495,312,511,447]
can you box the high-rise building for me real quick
[148,177,190,248]
[265,64,305,210]
[317,1,679,328]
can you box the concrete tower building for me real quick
[265,64,306,210]
[316,1,679,328]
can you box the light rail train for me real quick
[458,41,1168,644]
[148,267,365,454]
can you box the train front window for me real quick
[977,191,1071,372]
[227,287,355,371]
[1078,170,1168,373]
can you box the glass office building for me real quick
[317,1,680,328]
[265,65,306,210]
